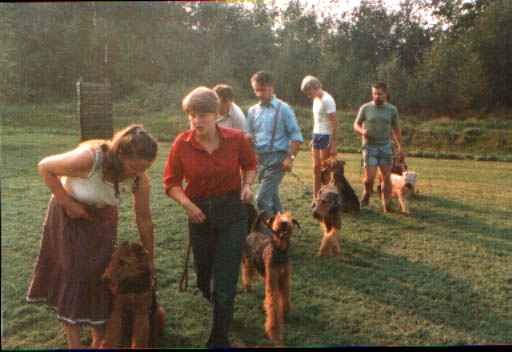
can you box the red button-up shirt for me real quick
[163,126,257,200]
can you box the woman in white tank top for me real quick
[26,124,158,349]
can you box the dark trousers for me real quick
[188,192,248,348]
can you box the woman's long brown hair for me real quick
[81,124,158,198]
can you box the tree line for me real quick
[1,0,511,114]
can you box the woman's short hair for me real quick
[212,84,234,102]
[182,87,220,115]
[301,75,322,92]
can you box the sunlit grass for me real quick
[2,103,511,347]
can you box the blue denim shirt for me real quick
[245,96,304,154]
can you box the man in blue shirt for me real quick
[245,71,304,219]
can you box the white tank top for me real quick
[61,146,134,207]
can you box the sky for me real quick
[240,0,415,20]
[238,0,439,27]
[271,0,403,12]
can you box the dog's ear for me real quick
[265,215,276,229]
[320,168,331,185]
[292,219,301,230]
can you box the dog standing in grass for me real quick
[241,212,300,346]
[377,154,418,214]
[389,171,417,214]
[312,157,359,256]
[101,241,165,348]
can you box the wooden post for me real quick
[77,80,113,141]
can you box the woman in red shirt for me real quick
[163,87,257,348]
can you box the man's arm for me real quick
[353,106,368,138]
[391,107,402,156]
[328,112,337,155]
[282,141,301,172]
[281,104,304,172]
[392,128,403,156]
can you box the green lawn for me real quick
[1,104,512,348]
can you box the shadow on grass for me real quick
[416,193,511,218]
[296,240,511,343]
[231,287,351,347]
[414,194,512,253]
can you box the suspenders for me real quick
[250,101,283,153]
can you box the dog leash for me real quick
[178,239,192,292]
[288,170,312,197]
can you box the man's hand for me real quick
[282,156,294,172]
[329,143,337,157]
[361,128,369,139]
[396,146,405,160]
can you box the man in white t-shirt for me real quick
[301,75,338,200]
[213,84,246,131]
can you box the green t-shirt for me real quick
[354,102,399,146]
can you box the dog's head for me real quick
[265,212,300,251]
[403,171,417,189]
[320,157,345,185]
[103,241,153,295]
[392,155,408,175]
[312,183,341,219]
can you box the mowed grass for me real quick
[1,104,512,348]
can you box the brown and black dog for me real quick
[241,212,300,346]
[312,157,359,256]
[101,241,165,349]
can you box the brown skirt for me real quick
[26,196,118,325]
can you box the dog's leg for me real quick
[131,293,152,348]
[264,262,282,345]
[318,232,331,257]
[318,223,331,257]
[398,191,410,214]
[329,229,341,256]
[241,256,252,292]
[101,298,124,348]
[90,325,106,349]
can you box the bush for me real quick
[460,127,483,144]
[124,81,193,113]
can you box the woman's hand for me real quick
[184,202,206,223]
[63,199,93,221]
[240,184,254,204]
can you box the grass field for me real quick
[1,103,512,348]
